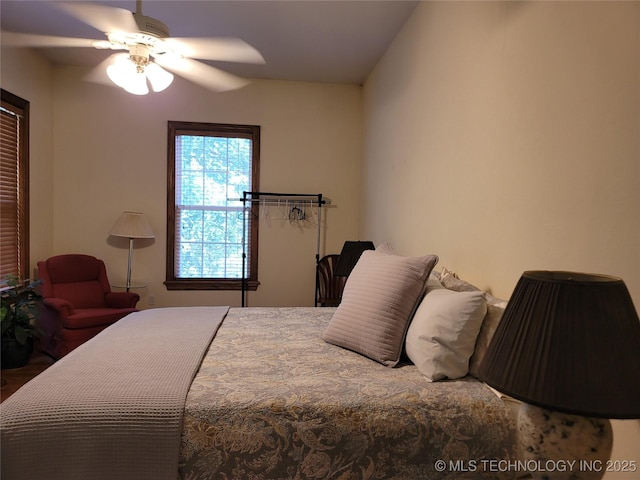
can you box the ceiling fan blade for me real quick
[162,37,265,64]
[1,31,98,48]
[83,53,128,87]
[55,2,138,34]
[155,56,249,92]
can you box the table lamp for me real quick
[109,211,154,291]
[479,271,640,480]
[334,241,375,277]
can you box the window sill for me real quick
[164,279,259,291]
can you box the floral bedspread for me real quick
[179,307,516,480]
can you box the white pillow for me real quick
[437,267,508,377]
[323,249,438,367]
[405,288,486,381]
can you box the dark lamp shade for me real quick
[478,271,640,419]
[334,241,375,277]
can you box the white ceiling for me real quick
[0,0,419,85]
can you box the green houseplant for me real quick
[1,275,42,368]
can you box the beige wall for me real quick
[363,1,639,306]
[51,68,361,308]
[1,46,55,274]
[361,1,639,475]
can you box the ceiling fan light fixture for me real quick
[123,72,149,95]
[107,56,149,95]
[146,62,174,92]
[106,56,135,87]
[106,52,173,95]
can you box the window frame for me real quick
[1,89,30,282]
[165,121,260,291]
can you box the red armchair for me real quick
[37,254,140,359]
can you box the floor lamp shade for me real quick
[109,212,155,240]
[478,271,640,419]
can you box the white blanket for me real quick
[1,306,229,480]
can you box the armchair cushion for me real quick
[60,308,137,330]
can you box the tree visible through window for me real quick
[165,122,260,290]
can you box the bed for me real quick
[1,251,517,480]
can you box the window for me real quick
[165,122,260,290]
[1,89,29,282]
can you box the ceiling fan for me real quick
[2,0,265,95]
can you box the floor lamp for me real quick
[479,271,640,480]
[109,212,154,291]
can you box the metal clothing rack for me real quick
[234,191,325,307]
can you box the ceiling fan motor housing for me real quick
[133,12,170,39]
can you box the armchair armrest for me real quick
[105,292,140,309]
[43,297,75,317]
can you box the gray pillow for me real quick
[322,249,438,366]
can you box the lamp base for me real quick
[517,403,612,480]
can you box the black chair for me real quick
[316,254,347,307]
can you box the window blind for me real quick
[0,100,24,279]
[174,134,252,279]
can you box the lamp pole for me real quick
[126,237,134,292]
